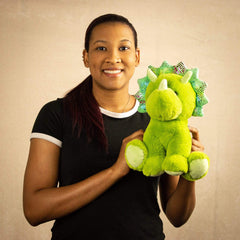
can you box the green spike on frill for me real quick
[190,74,209,116]
[135,91,146,113]
[184,67,209,116]
[149,61,187,76]
[134,76,150,113]
[173,61,187,75]
[149,61,174,76]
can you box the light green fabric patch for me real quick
[125,145,144,168]
[189,158,209,179]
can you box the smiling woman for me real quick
[23,13,203,240]
[83,22,140,104]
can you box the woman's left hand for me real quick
[188,126,205,152]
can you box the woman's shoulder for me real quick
[41,98,63,111]
[31,98,65,146]
[36,98,65,120]
[33,98,65,129]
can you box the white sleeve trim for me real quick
[30,133,62,147]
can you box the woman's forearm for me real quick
[164,176,196,227]
[24,166,122,226]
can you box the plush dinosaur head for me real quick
[135,61,208,120]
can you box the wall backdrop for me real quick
[0,0,239,239]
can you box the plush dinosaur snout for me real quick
[146,86,182,121]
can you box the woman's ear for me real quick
[135,48,140,67]
[82,49,89,67]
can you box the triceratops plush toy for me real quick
[125,61,209,181]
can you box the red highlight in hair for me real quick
[63,76,108,151]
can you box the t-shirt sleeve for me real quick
[30,99,63,147]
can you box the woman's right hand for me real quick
[111,129,144,178]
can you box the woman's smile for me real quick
[103,68,123,77]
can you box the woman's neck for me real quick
[92,87,135,113]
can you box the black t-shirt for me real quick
[31,98,165,240]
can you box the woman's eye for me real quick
[96,47,106,51]
[119,46,129,51]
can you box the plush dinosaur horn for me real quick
[159,79,168,90]
[181,71,193,84]
[147,68,157,82]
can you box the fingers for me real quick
[123,129,144,144]
[188,126,200,141]
[189,126,205,152]
[191,138,205,152]
[129,129,144,138]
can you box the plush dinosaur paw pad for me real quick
[189,158,209,179]
[165,171,183,176]
[125,139,147,171]
[126,145,144,168]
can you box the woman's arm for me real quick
[23,130,144,226]
[159,126,204,227]
[159,174,195,227]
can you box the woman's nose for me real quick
[105,49,121,63]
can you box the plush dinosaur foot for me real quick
[162,154,188,176]
[183,152,210,181]
[125,139,148,171]
[143,156,164,177]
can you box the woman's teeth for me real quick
[104,70,122,74]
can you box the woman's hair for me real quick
[64,14,138,150]
[84,14,138,51]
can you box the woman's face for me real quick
[83,22,140,92]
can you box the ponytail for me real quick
[63,76,107,151]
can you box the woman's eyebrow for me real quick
[93,39,132,45]
[93,40,107,45]
[120,39,132,44]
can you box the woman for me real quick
[23,14,204,239]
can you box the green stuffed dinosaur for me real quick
[125,61,209,181]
